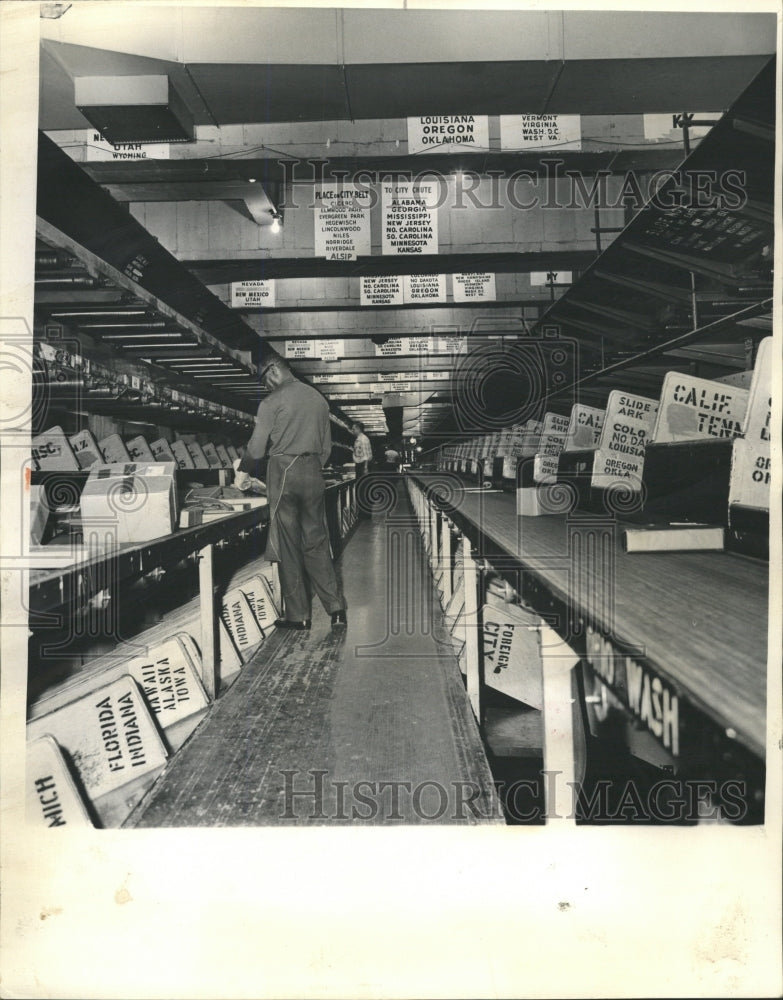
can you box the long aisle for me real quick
[129,479,503,826]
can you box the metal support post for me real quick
[197,542,218,700]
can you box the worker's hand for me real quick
[233,459,252,492]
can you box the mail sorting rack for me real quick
[408,472,767,825]
[406,475,582,824]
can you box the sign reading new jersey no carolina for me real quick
[499,115,582,150]
[407,115,490,154]
[382,182,439,255]
[314,183,371,260]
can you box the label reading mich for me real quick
[26,735,93,827]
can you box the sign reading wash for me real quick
[407,115,490,154]
[499,115,581,151]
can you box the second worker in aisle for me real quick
[235,356,347,630]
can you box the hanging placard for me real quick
[382,181,439,255]
[361,275,404,306]
[433,334,468,355]
[499,114,582,151]
[530,271,572,286]
[728,337,772,510]
[403,273,447,303]
[374,338,405,356]
[230,280,276,308]
[563,404,605,452]
[79,130,171,161]
[314,183,372,260]
[452,272,496,302]
[318,339,344,362]
[285,339,316,359]
[407,115,490,154]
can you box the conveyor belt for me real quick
[127,482,503,826]
[415,474,767,760]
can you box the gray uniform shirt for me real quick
[239,377,332,470]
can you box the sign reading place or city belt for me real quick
[230,279,276,308]
[406,115,490,154]
[652,372,749,443]
[482,603,543,710]
[563,404,605,452]
[499,114,582,151]
[361,275,404,306]
[26,735,93,828]
[314,183,372,260]
[381,181,439,255]
[729,336,772,510]
[591,391,660,492]
[452,272,496,302]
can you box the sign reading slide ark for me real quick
[230,280,276,308]
[452,272,496,302]
[407,115,490,154]
[499,115,581,150]
[314,183,372,260]
[382,182,439,255]
[592,390,660,491]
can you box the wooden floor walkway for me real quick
[127,482,503,826]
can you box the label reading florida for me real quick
[653,372,749,443]
[28,677,167,801]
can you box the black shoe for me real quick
[274,618,311,630]
[330,610,347,629]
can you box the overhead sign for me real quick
[407,115,490,154]
[499,114,582,150]
[652,373,749,443]
[382,181,439,255]
[729,337,772,510]
[285,339,317,359]
[592,391,659,492]
[403,273,447,303]
[76,130,171,161]
[643,113,716,142]
[452,272,496,302]
[230,279,276,308]
[314,183,372,260]
[530,271,572,286]
[361,275,404,306]
[318,339,344,362]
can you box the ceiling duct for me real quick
[74,74,195,144]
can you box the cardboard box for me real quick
[81,462,178,543]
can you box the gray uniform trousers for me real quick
[265,453,344,621]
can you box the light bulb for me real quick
[270,214,281,234]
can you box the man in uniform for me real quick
[236,356,347,630]
[351,419,373,518]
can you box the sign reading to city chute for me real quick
[314,183,372,260]
[382,181,439,255]
[407,115,490,154]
